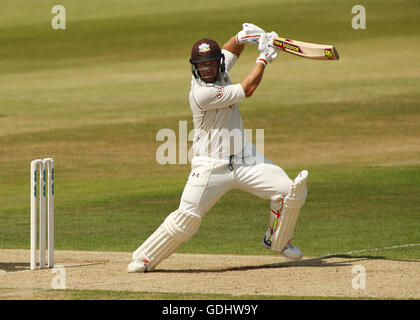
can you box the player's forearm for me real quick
[241,63,265,98]
[222,36,245,57]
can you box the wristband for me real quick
[256,57,267,66]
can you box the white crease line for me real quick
[0,289,38,297]
[320,243,420,258]
[90,280,137,287]
[92,282,116,286]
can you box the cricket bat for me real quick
[270,37,339,60]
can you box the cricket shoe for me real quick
[127,259,147,273]
[281,242,303,260]
[263,236,303,260]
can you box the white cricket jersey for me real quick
[189,49,247,159]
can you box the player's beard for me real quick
[201,74,218,83]
[198,66,219,83]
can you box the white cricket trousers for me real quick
[180,143,293,218]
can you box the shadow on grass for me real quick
[0,262,104,272]
[0,262,29,273]
[154,254,418,273]
[154,256,371,274]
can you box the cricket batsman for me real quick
[128,23,309,273]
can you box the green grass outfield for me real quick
[9,289,387,300]
[1,0,420,299]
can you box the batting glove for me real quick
[236,23,266,45]
[256,32,280,66]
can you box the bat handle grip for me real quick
[258,33,268,51]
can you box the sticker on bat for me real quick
[272,39,302,53]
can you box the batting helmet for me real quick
[189,39,225,83]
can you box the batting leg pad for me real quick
[131,209,202,271]
[270,170,308,253]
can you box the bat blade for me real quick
[271,37,339,60]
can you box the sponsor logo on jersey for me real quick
[216,87,224,99]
